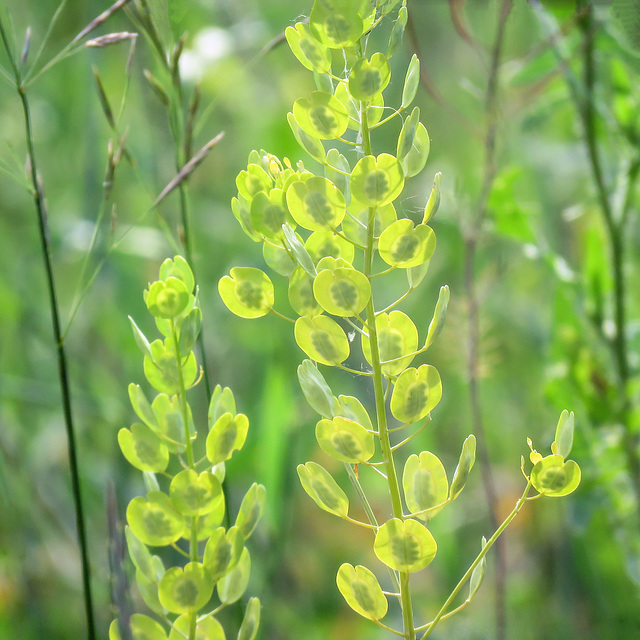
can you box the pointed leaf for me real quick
[235,483,266,539]
[237,597,261,640]
[425,285,450,349]
[297,359,339,418]
[450,435,477,500]
[217,548,251,604]
[553,410,575,459]
[402,54,420,109]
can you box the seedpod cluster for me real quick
[113,257,264,640]
[220,1,580,638]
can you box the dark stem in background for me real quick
[462,2,512,640]
[0,20,97,640]
[576,2,640,520]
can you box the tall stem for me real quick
[171,320,198,640]
[577,2,640,519]
[462,3,511,639]
[0,20,97,640]
[360,100,415,639]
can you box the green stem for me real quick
[0,19,97,640]
[360,97,415,639]
[420,479,533,639]
[170,320,198,640]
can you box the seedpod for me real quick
[169,469,224,516]
[294,315,350,366]
[168,615,225,640]
[206,413,249,465]
[293,91,349,140]
[289,267,323,317]
[305,229,355,264]
[374,517,437,573]
[531,454,581,497]
[218,548,251,604]
[126,491,184,547]
[315,415,375,463]
[350,153,404,207]
[378,219,436,268]
[348,53,391,100]
[313,267,371,316]
[362,310,418,377]
[236,163,272,201]
[310,0,365,48]
[118,423,169,473]
[336,563,388,620]
[218,267,274,319]
[342,202,397,246]
[335,81,384,131]
[238,597,261,640]
[298,461,350,517]
[158,562,214,614]
[250,188,290,240]
[403,451,449,520]
[109,614,167,640]
[287,112,326,163]
[286,176,346,231]
[390,364,442,424]
[285,22,332,72]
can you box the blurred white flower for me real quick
[179,27,233,82]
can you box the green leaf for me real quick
[286,176,346,231]
[324,148,351,197]
[217,548,251,604]
[208,386,237,428]
[109,614,167,640]
[144,341,197,395]
[218,267,274,319]
[125,525,155,582]
[203,527,244,580]
[169,470,223,516]
[297,359,340,418]
[390,364,442,424]
[129,316,155,362]
[126,491,184,547]
[313,267,371,317]
[531,454,581,497]
[374,518,437,572]
[237,597,261,640]
[146,278,190,319]
[342,203,397,246]
[178,307,202,355]
[402,54,420,109]
[206,413,249,465]
[135,560,165,615]
[232,196,261,241]
[424,285,450,349]
[129,383,157,429]
[306,230,355,264]
[378,219,436,268]
[236,164,272,201]
[449,435,477,500]
[297,461,349,517]
[158,562,213,614]
[423,172,442,224]
[235,483,266,539]
[310,0,365,48]
[294,91,349,140]
[336,563,388,620]
[286,22,332,72]
[351,154,404,207]
[316,416,375,463]
[287,112,326,163]
[151,393,188,451]
[387,5,407,58]
[398,120,430,178]
[552,410,575,458]
[334,81,384,131]
[348,53,391,101]
[118,423,170,473]
[159,256,195,292]
[283,223,317,277]
[250,188,290,240]
[362,310,418,376]
[402,451,449,520]
[289,267,323,317]
[294,315,350,366]
[168,615,225,640]
[468,537,487,602]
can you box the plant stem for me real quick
[576,2,640,521]
[171,320,198,640]
[462,3,511,639]
[360,99,415,640]
[420,479,532,639]
[0,19,97,640]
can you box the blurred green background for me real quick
[1,0,639,638]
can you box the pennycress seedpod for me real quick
[219,1,581,637]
